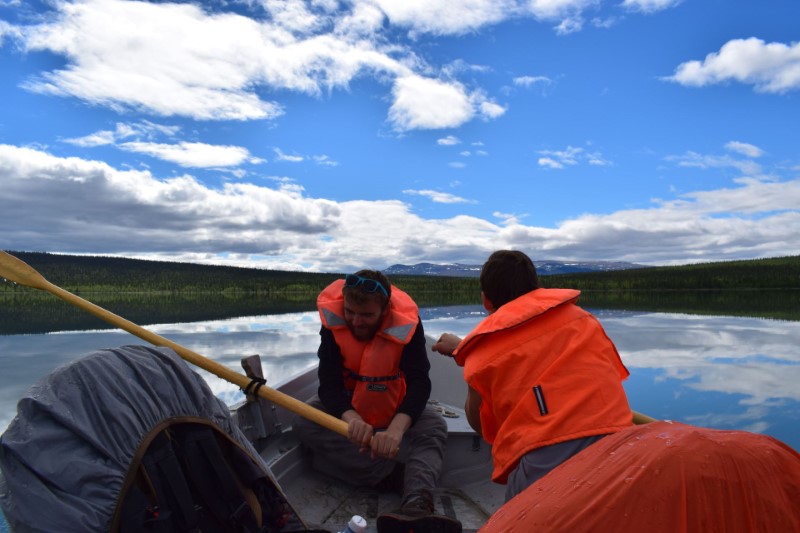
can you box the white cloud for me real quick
[6,0,637,134]
[64,130,116,147]
[274,148,305,163]
[493,211,525,225]
[525,0,596,21]
[725,141,765,158]
[312,155,339,166]
[478,99,507,119]
[667,151,763,177]
[388,75,474,130]
[513,75,553,88]
[665,38,800,94]
[1,144,798,271]
[403,189,475,204]
[587,152,611,166]
[537,145,582,167]
[538,157,564,169]
[437,135,461,146]
[555,16,584,35]
[536,145,612,168]
[621,0,683,14]
[11,0,514,131]
[20,0,286,120]
[64,121,181,147]
[118,142,254,168]
[369,0,511,36]
[273,149,339,166]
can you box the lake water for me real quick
[1,303,798,453]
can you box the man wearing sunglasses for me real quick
[293,270,461,533]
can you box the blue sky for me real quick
[0,0,798,273]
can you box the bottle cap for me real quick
[348,515,367,533]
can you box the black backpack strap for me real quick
[173,425,262,532]
[115,421,309,533]
[140,431,202,532]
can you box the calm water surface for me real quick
[1,305,798,453]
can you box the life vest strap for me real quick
[346,370,402,383]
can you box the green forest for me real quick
[2,251,799,334]
[2,251,799,295]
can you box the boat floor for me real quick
[244,341,506,532]
[279,454,503,532]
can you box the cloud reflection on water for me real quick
[1,306,798,451]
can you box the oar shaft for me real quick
[633,411,657,425]
[41,278,349,437]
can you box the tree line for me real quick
[540,255,800,291]
[2,251,799,296]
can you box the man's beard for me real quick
[348,322,380,341]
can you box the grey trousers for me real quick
[292,395,447,503]
[504,433,608,501]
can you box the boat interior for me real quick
[232,338,504,532]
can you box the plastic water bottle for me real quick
[339,515,367,533]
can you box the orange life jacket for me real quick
[317,279,419,428]
[453,288,632,483]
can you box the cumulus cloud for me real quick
[10,0,508,131]
[5,0,640,133]
[388,75,475,130]
[665,38,800,94]
[1,144,798,271]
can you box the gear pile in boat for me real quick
[0,345,322,533]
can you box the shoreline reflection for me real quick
[1,306,797,453]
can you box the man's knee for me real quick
[413,408,448,441]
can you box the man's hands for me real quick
[343,409,373,453]
[432,333,462,357]
[341,410,410,459]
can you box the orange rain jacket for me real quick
[453,288,633,483]
[317,280,419,428]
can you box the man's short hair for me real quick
[479,250,539,309]
[342,269,392,308]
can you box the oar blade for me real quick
[0,251,50,290]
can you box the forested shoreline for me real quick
[3,252,799,334]
[2,251,799,294]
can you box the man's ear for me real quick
[481,291,495,313]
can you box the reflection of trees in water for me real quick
[579,290,800,321]
[2,289,798,336]
[0,292,315,335]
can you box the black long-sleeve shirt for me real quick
[316,319,432,425]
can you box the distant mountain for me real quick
[385,260,647,277]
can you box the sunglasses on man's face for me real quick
[344,274,389,297]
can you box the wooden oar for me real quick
[632,410,657,425]
[0,250,349,438]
